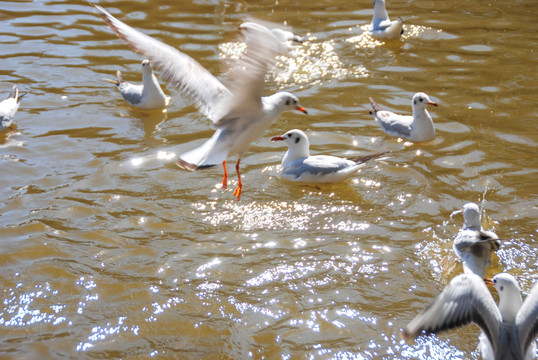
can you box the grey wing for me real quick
[118,82,143,105]
[516,281,538,355]
[454,230,500,253]
[376,112,412,137]
[93,4,230,122]
[403,273,502,351]
[7,85,18,100]
[285,156,350,177]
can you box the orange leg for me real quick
[232,158,243,201]
[221,160,228,189]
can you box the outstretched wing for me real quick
[402,273,502,353]
[516,281,538,356]
[214,21,284,127]
[92,4,231,122]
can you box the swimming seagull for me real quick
[93,5,307,201]
[239,21,303,49]
[271,129,388,183]
[368,92,438,142]
[402,273,538,360]
[368,0,405,39]
[453,203,501,278]
[0,85,26,131]
[103,59,171,110]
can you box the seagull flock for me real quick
[2,1,536,358]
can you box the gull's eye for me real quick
[419,97,423,102]
[493,279,497,283]
[287,133,292,137]
[286,99,290,106]
[293,100,297,105]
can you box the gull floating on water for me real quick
[93,5,307,201]
[453,203,500,278]
[403,273,538,360]
[369,92,437,142]
[239,21,303,50]
[368,0,405,39]
[271,129,388,183]
[0,85,26,131]
[103,59,171,110]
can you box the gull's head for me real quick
[485,273,520,293]
[141,59,152,71]
[485,273,522,321]
[271,129,310,154]
[462,202,481,230]
[272,92,308,114]
[412,92,437,109]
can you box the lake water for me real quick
[0,0,536,358]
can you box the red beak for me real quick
[296,106,308,114]
[271,136,285,142]
[484,278,494,285]
[428,102,438,107]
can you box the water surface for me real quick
[1,0,537,359]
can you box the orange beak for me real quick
[296,106,308,114]
[271,136,285,142]
[428,102,438,107]
[484,278,494,285]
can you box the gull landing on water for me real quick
[0,85,26,131]
[103,59,171,110]
[402,273,538,360]
[93,5,307,201]
[368,0,405,39]
[271,129,388,183]
[369,92,438,142]
[453,203,501,278]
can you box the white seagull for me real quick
[369,92,438,142]
[271,129,388,183]
[402,273,538,360]
[453,203,501,278]
[368,0,405,39]
[239,21,303,49]
[93,5,307,201]
[103,59,171,110]
[0,85,26,131]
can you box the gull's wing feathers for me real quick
[7,85,18,100]
[92,4,230,122]
[369,98,413,137]
[402,273,502,351]
[453,229,499,277]
[374,19,393,31]
[296,155,355,173]
[516,281,538,355]
[454,230,500,253]
[375,113,412,138]
[348,151,389,164]
[119,83,144,106]
[215,23,284,126]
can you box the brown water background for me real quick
[0,0,537,359]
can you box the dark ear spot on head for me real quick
[500,286,504,291]
[286,99,290,106]
[413,100,417,105]
[295,137,300,144]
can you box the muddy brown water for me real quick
[0,0,536,358]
